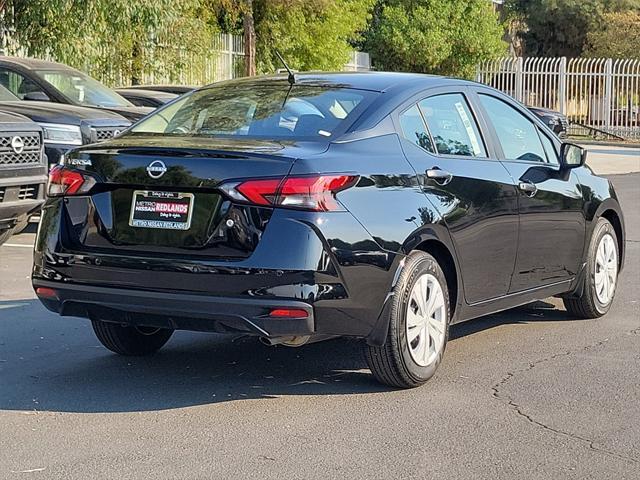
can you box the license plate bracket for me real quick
[129,190,194,230]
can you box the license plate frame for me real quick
[129,190,195,231]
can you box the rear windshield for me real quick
[130,83,377,140]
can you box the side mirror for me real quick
[23,91,50,102]
[560,143,587,169]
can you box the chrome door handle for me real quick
[426,168,453,185]
[518,181,538,197]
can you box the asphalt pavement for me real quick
[0,150,638,479]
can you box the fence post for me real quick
[558,57,567,115]
[604,58,613,131]
[515,57,524,103]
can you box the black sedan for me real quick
[115,88,178,108]
[0,57,152,122]
[528,106,569,137]
[33,73,625,388]
[124,85,196,95]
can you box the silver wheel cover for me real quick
[594,233,618,305]
[405,273,446,367]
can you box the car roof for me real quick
[0,56,73,71]
[208,72,477,93]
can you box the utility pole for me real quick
[243,0,256,76]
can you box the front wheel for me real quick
[91,320,174,356]
[365,251,450,388]
[564,218,619,319]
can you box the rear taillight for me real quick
[47,165,96,197]
[228,174,358,212]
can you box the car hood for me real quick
[0,101,130,125]
[95,105,154,122]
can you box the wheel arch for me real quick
[600,208,625,271]
[366,227,463,347]
[594,200,625,271]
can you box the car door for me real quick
[473,90,586,292]
[397,89,520,305]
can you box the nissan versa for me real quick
[32,73,625,388]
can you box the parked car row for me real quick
[0,57,196,245]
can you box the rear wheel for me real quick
[91,320,173,356]
[564,218,619,319]
[365,251,450,388]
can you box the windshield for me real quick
[35,69,133,108]
[130,83,377,140]
[0,84,19,101]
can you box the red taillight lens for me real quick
[232,175,358,212]
[269,308,309,318]
[235,178,282,206]
[48,165,95,197]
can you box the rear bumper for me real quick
[33,279,315,337]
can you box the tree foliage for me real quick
[584,11,640,58]
[361,0,506,79]
[212,0,374,74]
[3,0,215,84]
[506,0,640,57]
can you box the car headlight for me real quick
[39,123,82,146]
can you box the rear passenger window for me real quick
[419,94,486,157]
[479,94,546,163]
[399,104,435,153]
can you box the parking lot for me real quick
[0,148,638,479]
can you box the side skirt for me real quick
[455,278,575,323]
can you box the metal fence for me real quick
[476,57,640,139]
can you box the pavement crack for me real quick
[491,339,640,465]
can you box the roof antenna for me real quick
[275,50,295,86]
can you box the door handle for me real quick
[426,168,453,186]
[518,181,538,197]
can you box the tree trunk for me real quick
[243,0,256,76]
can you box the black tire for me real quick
[91,320,173,356]
[564,218,619,319]
[12,215,29,235]
[0,228,13,246]
[365,251,450,388]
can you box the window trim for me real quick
[475,91,561,166]
[398,103,437,155]
[396,91,491,161]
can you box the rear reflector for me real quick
[269,308,309,318]
[35,287,58,299]
[48,165,96,197]
[232,174,358,212]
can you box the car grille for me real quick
[91,127,124,142]
[0,184,40,203]
[18,184,38,200]
[0,133,42,166]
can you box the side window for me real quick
[399,104,435,153]
[539,129,559,165]
[419,94,486,157]
[479,94,546,163]
[0,68,45,100]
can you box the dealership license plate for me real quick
[129,191,194,230]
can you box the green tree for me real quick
[211,0,375,74]
[585,11,640,58]
[362,0,506,78]
[2,0,215,85]
[506,0,640,57]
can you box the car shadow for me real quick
[0,298,583,414]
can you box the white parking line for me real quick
[1,243,33,248]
